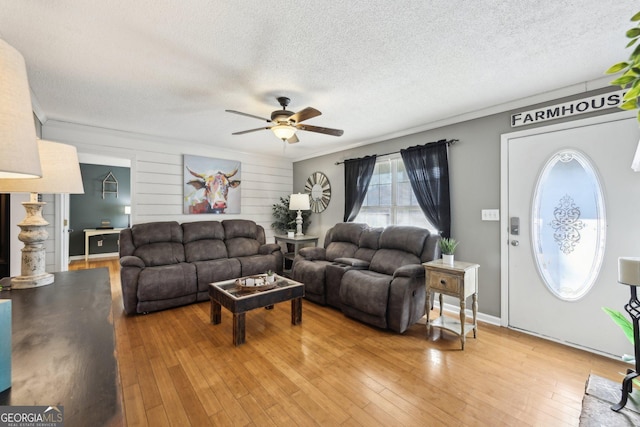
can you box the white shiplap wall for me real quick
[31,120,293,272]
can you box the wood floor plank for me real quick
[148,356,192,427]
[130,344,164,410]
[167,364,214,427]
[145,405,170,427]
[121,384,147,427]
[71,258,632,427]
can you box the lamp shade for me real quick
[619,257,640,286]
[0,139,84,194]
[124,206,131,215]
[272,124,296,141]
[0,39,42,178]
[289,193,310,211]
[632,138,640,172]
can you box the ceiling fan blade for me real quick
[232,127,270,135]
[287,134,299,144]
[226,109,271,122]
[296,124,344,137]
[289,107,321,124]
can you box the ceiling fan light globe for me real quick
[272,124,296,141]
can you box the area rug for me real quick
[580,374,640,426]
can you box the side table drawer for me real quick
[428,271,462,294]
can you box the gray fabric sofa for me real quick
[292,222,440,333]
[119,219,283,314]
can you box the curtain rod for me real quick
[334,138,458,165]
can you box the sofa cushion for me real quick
[182,221,228,262]
[370,249,421,276]
[131,222,185,266]
[369,226,429,275]
[223,219,264,242]
[226,238,261,258]
[378,226,429,256]
[293,259,332,305]
[223,220,265,257]
[340,269,392,327]
[132,221,183,246]
[326,242,359,261]
[193,258,241,292]
[237,254,279,276]
[353,226,382,262]
[182,221,225,242]
[137,263,197,301]
[326,222,367,247]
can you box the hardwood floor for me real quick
[71,258,629,426]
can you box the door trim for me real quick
[499,110,637,328]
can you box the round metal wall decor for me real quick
[305,171,331,213]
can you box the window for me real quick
[531,149,606,301]
[354,156,437,232]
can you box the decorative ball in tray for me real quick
[235,274,276,292]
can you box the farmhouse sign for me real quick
[511,90,627,127]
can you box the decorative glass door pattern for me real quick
[532,149,606,301]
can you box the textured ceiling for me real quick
[0,1,635,160]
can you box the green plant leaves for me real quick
[602,307,634,344]
[606,62,630,74]
[607,10,640,124]
[627,27,640,38]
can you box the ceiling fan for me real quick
[225,96,344,144]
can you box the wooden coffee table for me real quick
[209,274,304,346]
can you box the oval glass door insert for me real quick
[531,149,606,301]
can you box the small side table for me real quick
[274,234,319,275]
[423,259,480,350]
[84,228,124,261]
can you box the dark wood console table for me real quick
[0,268,122,427]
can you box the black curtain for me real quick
[400,140,451,237]
[343,155,377,222]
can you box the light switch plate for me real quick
[482,209,500,221]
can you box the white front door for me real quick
[502,112,640,357]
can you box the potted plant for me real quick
[266,270,276,283]
[439,238,459,265]
[271,195,311,235]
[606,11,640,122]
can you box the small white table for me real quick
[83,228,124,261]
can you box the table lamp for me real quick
[289,193,310,236]
[0,140,84,288]
[124,205,131,227]
[0,38,42,179]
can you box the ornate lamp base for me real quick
[295,209,304,236]
[10,201,54,289]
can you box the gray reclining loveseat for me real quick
[119,219,283,314]
[292,222,440,333]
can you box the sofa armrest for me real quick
[393,264,425,279]
[334,257,370,269]
[259,243,282,255]
[120,255,145,269]
[298,246,326,261]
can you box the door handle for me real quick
[511,240,519,246]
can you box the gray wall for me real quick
[69,164,131,256]
[293,87,622,318]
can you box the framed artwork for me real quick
[183,155,241,214]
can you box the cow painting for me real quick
[183,156,241,214]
